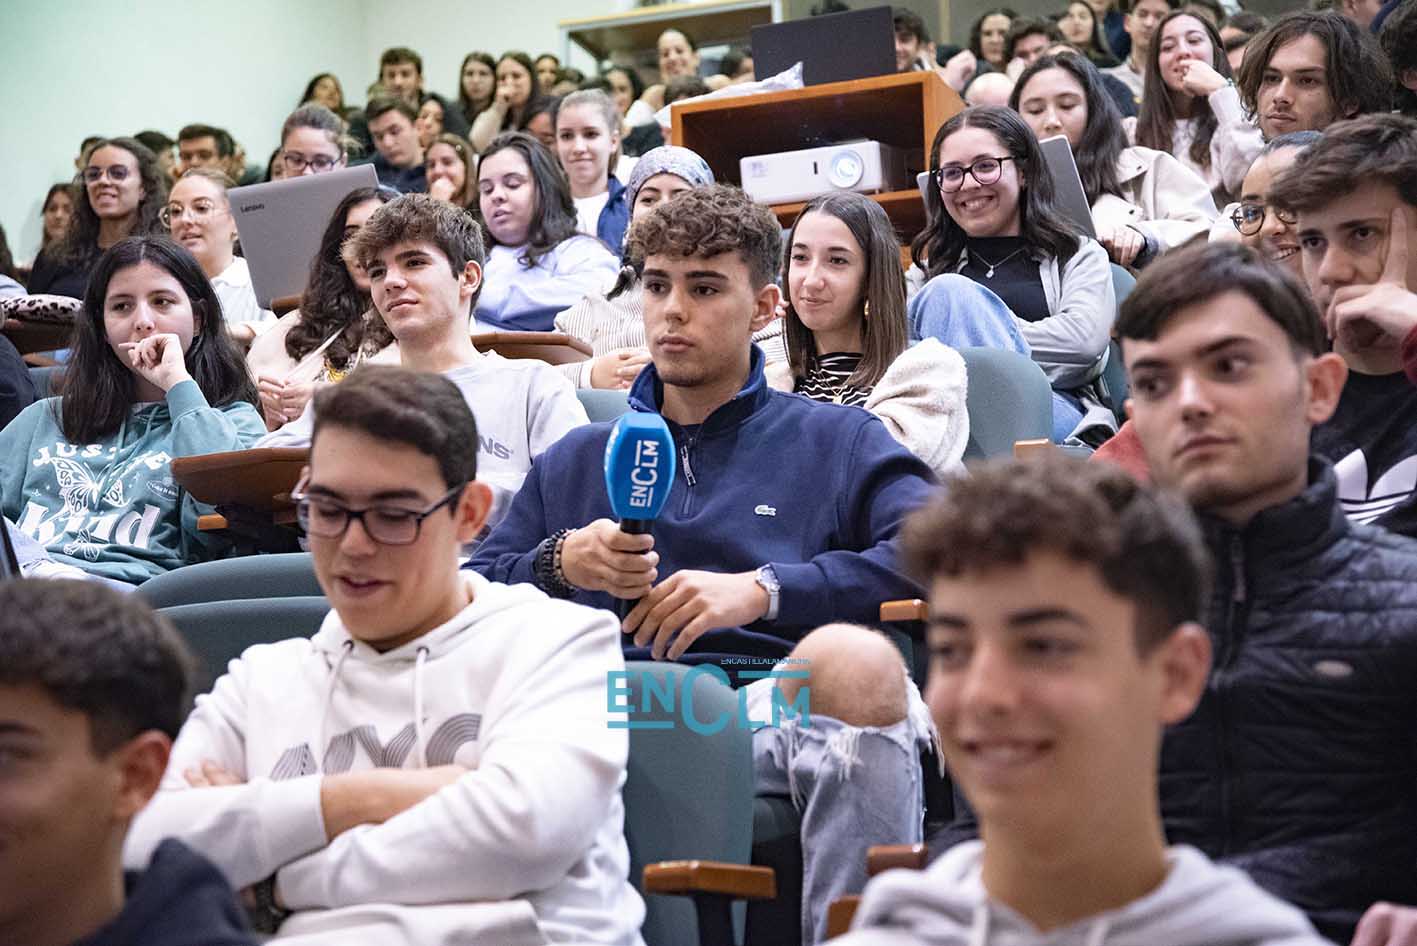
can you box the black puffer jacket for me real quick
[1160,461,1417,944]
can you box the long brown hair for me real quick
[1134,11,1232,171]
[783,192,908,392]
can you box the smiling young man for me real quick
[1234,11,1392,142]
[1,580,254,946]
[257,193,586,527]
[1117,241,1417,943]
[124,365,644,945]
[470,183,938,944]
[835,455,1327,946]
[364,96,426,194]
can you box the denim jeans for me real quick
[746,672,932,944]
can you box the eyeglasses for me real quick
[159,198,226,229]
[1231,202,1297,236]
[83,165,133,184]
[935,156,1017,192]
[290,478,467,546]
[281,151,340,174]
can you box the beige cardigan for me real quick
[1092,145,1220,255]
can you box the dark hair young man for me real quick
[363,96,426,193]
[1234,11,1393,141]
[1,580,254,946]
[176,123,235,178]
[894,7,933,71]
[1380,1,1417,117]
[1005,18,1065,68]
[1103,0,1178,104]
[1117,241,1417,943]
[837,455,1327,946]
[378,46,423,105]
[1268,114,1417,537]
[257,193,586,529]
[125,366,644,943]
[470,184,937,944]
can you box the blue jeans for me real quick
[6,518,136,592]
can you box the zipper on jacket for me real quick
[1213,532,1248,857]
[678,436,698,517]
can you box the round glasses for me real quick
[281,151,340,174]
[159,198,225,229]
[935,156,1017,193]
[1231,202,1297,236]
[291,482,467,545]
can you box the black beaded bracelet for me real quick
[535,528,574,597]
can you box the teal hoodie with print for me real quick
[0,380,265,584]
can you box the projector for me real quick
[739,140,912,205]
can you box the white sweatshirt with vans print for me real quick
[124,572,645,946]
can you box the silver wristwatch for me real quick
[755,564,781,621]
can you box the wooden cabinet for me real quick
[559,0,780,67]
[670,69,963,242]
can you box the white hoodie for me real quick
[124,572,645,946]
[832,841,1332,946]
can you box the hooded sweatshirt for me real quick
[0,381,265,583]
[832,841,1332,946]
[123,571,644,946]
[73,839,255,946]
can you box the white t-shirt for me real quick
[211,257,276,332]
[574,191,611,238]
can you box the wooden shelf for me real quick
[560,0,779,63]
[672,70,961,249]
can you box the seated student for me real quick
[767,192,969,479]
[0,580,257,946]
[1116,241,1417,943]
[1134,10,1263,206]
[554,90,630,251]
[1003,17,1063,72]
[1103,0,1176,104]
[909,106,1117,443]
[424,132,476,209]
[456,51,497,127]
[1061,0,1123,67]
[835,454,1328,946]
[522,96,560,151]
[163,169,275,346]
[963,72,1017,107]
[29,137,167,300]
[414,96,445,150]
[554,145,786,390]
[19,182,75,276]
[247,186,400,429]
[1268,114,1417,538]
[1014,52,1217,269]
[1381,3,1417,118]
[470,184,937,944]
[125,366,645,945]
[469,52,548,152]
[1234,10,1392,143]
[364,96,426,193]
[260,193,587,526]
[1213,131,1317,275]
[472,132,619,333]
[176,124,238,179]
[895,8,935,72]
[971,9,1018,73]
[278,103,351,178]
[0,237,264,584]
[300,71,349,117]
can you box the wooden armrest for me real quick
[197,514,230,532]
[867,843,927,876]
[825,896,862,939]
[642,860,776,900]
[879,599,927,622]
[271,294,302,317]
[1014,438,1055,458]
[22,353,58,367]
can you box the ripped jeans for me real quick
[745,672,933,945]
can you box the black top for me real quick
[795,351,871,406]
[1311,368,1417,538]
[26,245,91,300]
[960,236,1048,323]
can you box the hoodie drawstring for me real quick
[315,640,354,772]
[1085,917,1112,946]
[413,646,430,767]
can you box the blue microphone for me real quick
[604,414,676,618]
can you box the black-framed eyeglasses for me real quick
[281,151,340,173]
[1231,202,1297,236]
[290,477,467,545]
[935,156,1017,192]
[83,165,133,184]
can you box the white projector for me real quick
[739,140,912,205]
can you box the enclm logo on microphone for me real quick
[606,660,811,733]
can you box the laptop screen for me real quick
[752,6,897,86]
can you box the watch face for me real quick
[758,566,780,592]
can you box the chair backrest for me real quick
[160,595,328,693]
[621,661,756,945]
[1097,339,1129,425]
[957,347,1053,460]
[139,553,322,609]
[577,387,633,423]
[1111,263,1137,307]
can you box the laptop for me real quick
[229,164,379,308]
[752,6,896,86]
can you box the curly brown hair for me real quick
[347,193,485,313]
[900,452,1210,654]
[624,183,781,288]
[1235,11,1393,126]
[1268,113,1417,216]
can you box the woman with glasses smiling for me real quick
[1215,131,1318,281]
[29,137,167,299]
[164,168,274,346]
[278,104,352,178]
[910,106,1116,443]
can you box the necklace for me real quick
[972,246,1028,279]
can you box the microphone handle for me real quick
[618,518,652,618]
